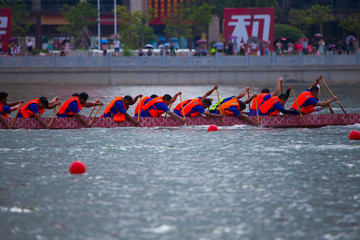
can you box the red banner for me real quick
[0,8,12,55]
[224,8,274,51]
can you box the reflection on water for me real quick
[1,85,360,240]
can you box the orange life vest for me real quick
[291,91,315,114]
[180,98,203,116]
[258,96,281,115]
[102,96,129,122]
[250,93,270,110]
[142,97,167,117]
[218,98,240,116]
[57,96,80,116]
[134,96,150,115]
[174,99,192,112]
[0,102,9,118]
[19,99,45,118]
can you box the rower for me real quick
[134,94,157,117]
[248,77,283,116]
[0,92,24,129]
[17,97,61,129]
[291,78,337,114]
[258,85,300,116]
[209,87,252,113]
[173,86,224,118]
[139,92,186,123]
[102,94,142,127]
[57,92,103,128]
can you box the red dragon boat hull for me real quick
[1,113,359,129]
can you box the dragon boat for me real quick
[1,113,359,129]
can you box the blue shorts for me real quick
[115,48,120,52]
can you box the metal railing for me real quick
[0,52,359,68]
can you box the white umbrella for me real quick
[145,44,154,49]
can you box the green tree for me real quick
[305,4,333,36]
[189,2,214,38]
[0,0,33,50]
[275,24,303,41]
[56,2,98,49]
[116,6,155,49]
[163,6,192,48]
[339,12,360,41]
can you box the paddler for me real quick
[57,92,104,128]
[173,86,224,118]
[248,77,283,116]
[0,92,24,129]
[139,92,186,123]
[256,84,300,115]
[290,77,337,114]
[134,94,158,117]
[17,96,61,129]
[102,94,143,127]
[209,88,258,125]
[209,87,252,113]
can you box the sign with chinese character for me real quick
[0,8,12,55]
[224,8,274,51]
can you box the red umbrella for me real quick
[196,39,207,44]
[298,37,309,44]
[314,33,322,38]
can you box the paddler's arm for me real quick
[131,94,143,105]
[0,115,10,129]
[235,87,250,99]
[310,75,322,88]
[202,85,218,99]
[34,113,50,129]
[74,112,91,128]
[83,101,104,108]
[203,112,224,118]
[166,111,186,123]
[49,96,59,105]
[170,92,182,105]
[47,101,61,109]
[238,113,259,126]
[271,77,283,97]
[316,96,337,107]
[244,94,256,104]
[6,100,24,107]
[124,112,140,127]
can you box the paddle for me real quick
[88,106,96,117]
[291,88,304,120]
[89,105,102,126]
[179,94,186,125]
[319,84,334,114]
[137,97,141,125]
[320,76,349,119]
[247,90,251,110]
[280,80,283,94]
[10,103,22,129]
[215,88,225,126]
[49,105,60,128]
[254,97,260,124]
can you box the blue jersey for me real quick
[174,97,205,116]
[102,100,127,117]
[0,105,10,116]
[140,98,169,117]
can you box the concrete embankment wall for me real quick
[1,65,359,85]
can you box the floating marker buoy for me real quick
[208,125,218,132]
[69,161,86,174]
[349,130,360,140]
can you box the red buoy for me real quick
[208,125,218,132]
[69,161,86,174]
[349,130,360,140]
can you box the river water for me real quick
[1,84,360,240]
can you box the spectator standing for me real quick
[348,38,354,55]
[102,43,108,56]
[65,41,71,56]
[302,39,308,54]
[201,46,207,56]
[113,38,120,56]
[170,40,176,56]
[0,39,2,55]
[138,48,143,56]
[309,38,317,54]
[239,40,245,56]
[48,38,54,54]
[318,39,325,55]
[27,39,33,55]
[227,41,233,55]
[287,41,294,55]
[276,40,282,55]
[159,44,164,56]
[147,48,152,56]
[194,46,200,56]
